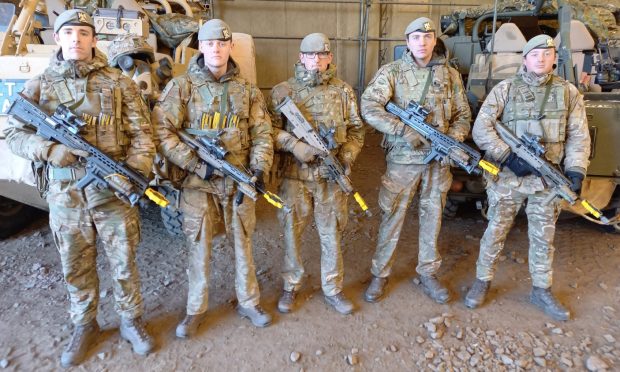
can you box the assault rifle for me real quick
[276,96,371,217]
[177,129,289,212]
[8,93,169,208]
[495,122,608,223]
[386,100,499,176]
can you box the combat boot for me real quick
[530,286,571,321]
[277,290,297,314]
[237,304,272,327]
[364,276,388,303]
[464,279,491,309]
[120,316,155,355]
[419,275,451,304]
[325,292,355,315]
[176,312,208,339]
[60,320,100,368]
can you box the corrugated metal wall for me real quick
[213,0,492,94]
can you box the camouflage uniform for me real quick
[5,50,155,326]
[472,66,590,288]
[152,54,273,315]
[361,48,471,280]
[269,63,365,297]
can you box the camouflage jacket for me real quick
[5,49,155,209]
[152,54,273,192]
[472,68,590,192]
[361,49,471,165]
[269,63,365,181]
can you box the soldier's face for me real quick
[299,52,333,72]
[524,48,556,75]
[199,39,233,71]
[407,31,436,62]
[54,25,96,62]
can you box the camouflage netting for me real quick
[144,12,198,49]
[444,0,620,43]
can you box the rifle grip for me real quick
[235,190,245,206]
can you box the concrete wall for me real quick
[213,0,492,94]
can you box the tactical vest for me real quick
[501,76,569,164]
[39,69,127,159]
[184,75,252,168]
[282,80,350,181]
[383,61,454,164]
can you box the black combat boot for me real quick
[364,276,388,303]
[530,286,571,321]
[419,275,451,304]
[60,320,101,368]
[120,316,155,355]
[277,290,297,314]
[464,279,491,309]
[324,292,355,315]
[237,304,273,327]
[176,312,208,339]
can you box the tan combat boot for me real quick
[120,316,155,355]
[60,320,100,368]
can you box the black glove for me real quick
[503,152,540,177]
[565,170,584,193]
[253,169,265,191]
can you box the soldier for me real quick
[361,17,471,304]
[268,33,365,315]
[465,35,590,321]
[152,19,274,337]
[4,10,156,367]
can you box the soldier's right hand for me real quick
[503,152,541,177]
[292,140,325,163]
[45,144,89,167]
[401,126,429,149]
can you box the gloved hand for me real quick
[401,126,428,149]
[291,140,324,163]
[502,152,540,177]
[46,144,89,168]
[106,173,136,204]
[252,169,265,191]
[188,157,215,180]
[565,170,584,193]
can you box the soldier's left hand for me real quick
[565,170,584,194]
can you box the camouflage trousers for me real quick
[278,178,348,297]
[476,182,561,288]
[49,199,143,326]
[180,187,260,315]
[371,161,452,278]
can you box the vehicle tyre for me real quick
[159,186,184,237]
[0,196,39,239]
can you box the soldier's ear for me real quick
[53,32,61,44]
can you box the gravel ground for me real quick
[0,133,618,371]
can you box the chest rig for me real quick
[288,81,348,150]
[501,76,568,144]
[185,76,251,162]
[393,62,452,133]
[39,69,127,159]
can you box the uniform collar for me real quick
[47,48,108,79]
[188,54,239,84]
[293,62,336,87]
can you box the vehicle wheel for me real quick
[0,196,38,239]
[159,187,184,237]
[443,197,459,218]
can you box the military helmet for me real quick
[300,33,331,53]
[523,34,556,56]
[107,34,155,68]
[54,9,94,33]
[405,17,436,37]
[198,19,232,41]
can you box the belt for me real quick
[47,166,86,180]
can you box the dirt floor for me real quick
[0,133,619,371]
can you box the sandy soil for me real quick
[0,133,618,371]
